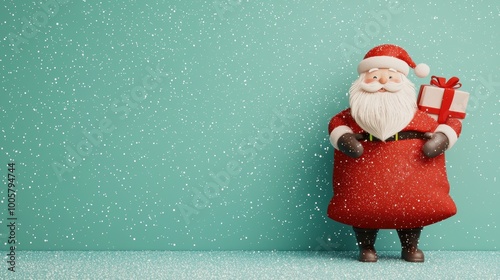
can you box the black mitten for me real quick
[337,133,364,158]
[422,132,449,158]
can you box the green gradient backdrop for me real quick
[0,0,498,251]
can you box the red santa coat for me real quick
[327,109,462,229]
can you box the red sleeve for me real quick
[328,109,356,134]
[443,117,462,138]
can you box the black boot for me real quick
[353,227,379,262]
[397,227,425,262]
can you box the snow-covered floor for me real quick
[4,251,499,279]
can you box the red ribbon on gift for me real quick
[430,76,462,89]
[419,76,465,123]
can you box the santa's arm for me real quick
[328,109,353,149]
[328,109,364,158]
[433,118,462,150]
[423,118,462,158]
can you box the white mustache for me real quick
[360,81,403,93]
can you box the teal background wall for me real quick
[0,0,498,251]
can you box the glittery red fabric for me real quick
[327,109,462,229]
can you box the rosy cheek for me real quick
[364,78,375,83]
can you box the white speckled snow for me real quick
[3,250,499,279]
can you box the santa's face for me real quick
[349,68,417,140]
[363,68,402,92]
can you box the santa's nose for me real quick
[379,76,388,84]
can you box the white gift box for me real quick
[417,78,469,123]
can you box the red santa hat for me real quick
[357,44,430,78]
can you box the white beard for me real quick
[349,73,417,141]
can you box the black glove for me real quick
[422,132,449,158]
[337,133,364,158]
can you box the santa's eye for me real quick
[389,76,393,79]
[372,76,378,79]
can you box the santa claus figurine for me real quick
[327,44,461,262]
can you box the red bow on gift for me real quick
[430,76,462,89]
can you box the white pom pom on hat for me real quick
[357,44,430,78]
[414,63,430,78]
